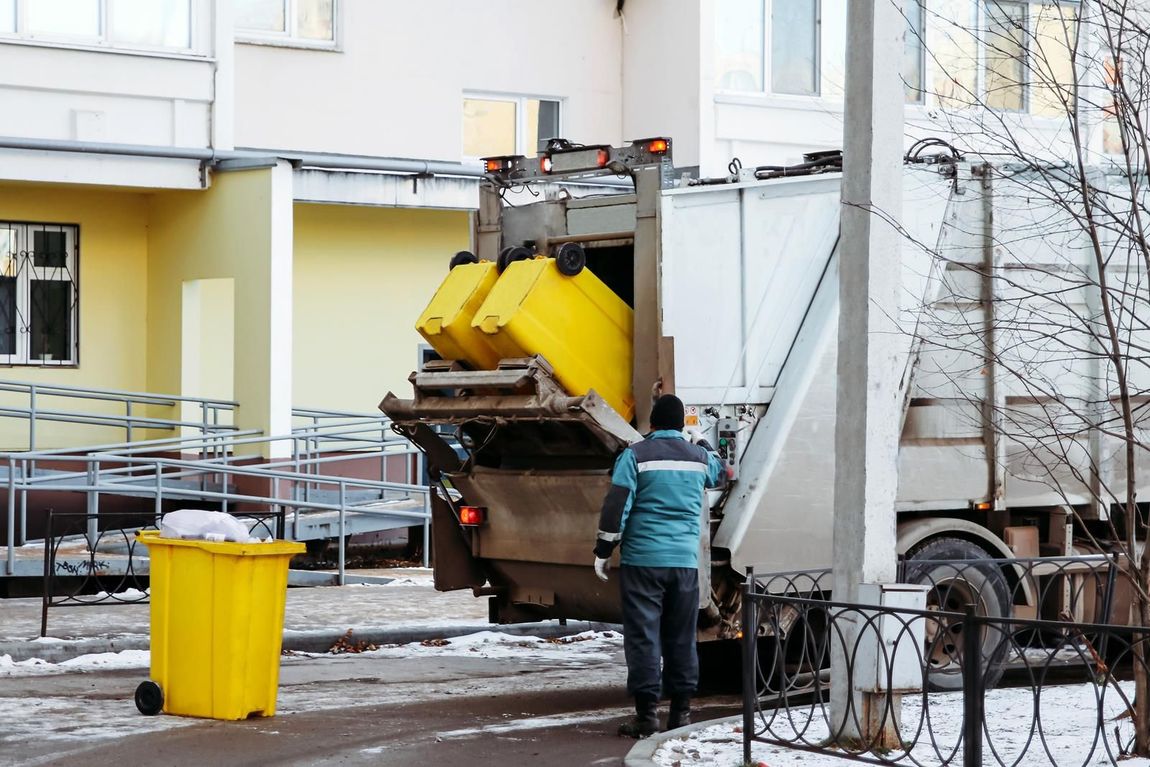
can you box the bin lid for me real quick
[137,530,305,556]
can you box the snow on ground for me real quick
[319,629,623,663]
[656,681,1150,767]
[0,649,150,675]
[0,630,621,678]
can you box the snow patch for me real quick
[0,650,149,676]
[655,681,1150,767]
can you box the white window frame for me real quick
[976,0,1080,116]
[235,0,339,50]
[0,0,204,56]
[461,92,564,159]
[0,222,80,368]
[904,0,927,104]
[979,0,1029,113]
[767,0,821,97]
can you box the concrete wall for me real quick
[292,203,470,412]
[233,0,625,158]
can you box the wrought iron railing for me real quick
[39,509,283,636]
[741,556,1143,766]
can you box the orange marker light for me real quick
[484,159,504,173]
[459,505,486,526]
[540,156,553,173]
[596,149,610,167]
[647,138,669,154]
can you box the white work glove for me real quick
[594,556,610,582]
[685,428,705,444]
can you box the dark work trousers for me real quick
[619,565,700,701]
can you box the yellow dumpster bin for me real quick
[472,256,635,421]
[134,530,305,720]
[416,260,503,370]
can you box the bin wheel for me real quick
[135,680,164,716]
[449,250,479,270]
[497,246,532,273]
[554,242,586,276]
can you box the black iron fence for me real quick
[41,510,284,636]
[741,556,1148,766]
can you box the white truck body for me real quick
[383,142,1137,639]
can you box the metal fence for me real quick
[39,509,283,636]
[741,556,1148,766]
[4,418,430,578]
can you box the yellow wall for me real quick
[0,183,150,449]
[292,204,470,412]
[148,165,292,450]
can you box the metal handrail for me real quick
[0,379,237,408]
[0,378,239,452]
[4,414,430,583]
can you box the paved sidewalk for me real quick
[0,568,616,662]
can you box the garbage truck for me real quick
[381,138,1139,686]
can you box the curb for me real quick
[624,713,742,767]
[0,621,621,664]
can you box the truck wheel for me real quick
[449,250,478,270]
[554,242,586,276]
[903,537,1010,692]
[497,246,532,273]
[135,680,163,716]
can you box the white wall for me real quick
[0,0,229,152]
[233,0,626,159]
[620,0,706,169]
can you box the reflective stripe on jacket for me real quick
[594,430,726,568]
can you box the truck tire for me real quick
[903,537,1010,692]
[497,246,532,273]
[449,250,478,270]
[554,242,586,276]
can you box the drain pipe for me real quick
[0,136,629,187]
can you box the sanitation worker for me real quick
[592,394,727,738]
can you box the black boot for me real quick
[666,696,691,730]
[618,694,659,739]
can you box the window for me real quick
[980,1,1078,114]
[0,223,79,366]
[984,1,1026,110]
[462,95,561,158]
[904,0,926,103]
[715,0,764,92]
[235,0,335,45]
[714,0,820,97]
[0,0,192,50]
[771,0,819,95]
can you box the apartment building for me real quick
[0,0,1095,452]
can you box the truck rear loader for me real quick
[381,139,1143,690]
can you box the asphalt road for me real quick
[2,644,741,767]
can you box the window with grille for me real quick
[0,223,79,366]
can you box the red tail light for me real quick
[459,505,486,526]
[647,138,669,154]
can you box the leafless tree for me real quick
[897,0,1150,753]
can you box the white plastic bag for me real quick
[160,509,253,543]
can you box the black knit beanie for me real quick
[650,394,685,431]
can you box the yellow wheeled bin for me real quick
[416,260,502,370]
[134,530,305,720]
[472,256,635,421]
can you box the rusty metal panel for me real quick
[451,467,612,566]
